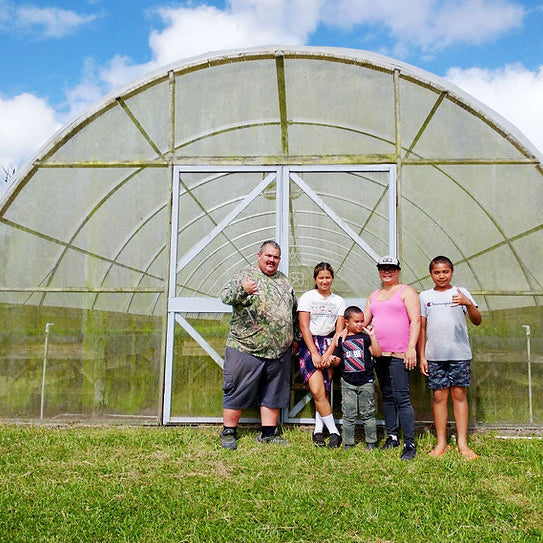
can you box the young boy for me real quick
[332,306,382,450]
[418,256,482,460]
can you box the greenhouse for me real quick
[0,46,541,426]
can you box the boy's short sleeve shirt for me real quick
[298,290,346,336]
[333,333,374,386]
[420,286,477,361]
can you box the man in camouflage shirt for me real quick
[220,240,298,449]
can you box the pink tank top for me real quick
[369,285,410,352]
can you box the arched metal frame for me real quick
[2,48,541,306]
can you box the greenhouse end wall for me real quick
[0,290,541,425]
[0,46,542,426]
[0,304,164,422]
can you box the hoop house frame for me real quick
[0,46,541,425]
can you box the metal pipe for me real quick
[521,325,533,424]
[40,323,54,420]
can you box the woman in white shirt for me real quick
[298,262,346,448]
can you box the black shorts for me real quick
[222,346,292,409]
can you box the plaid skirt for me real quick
[298,334,334,391]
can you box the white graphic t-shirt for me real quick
[298,289,346,337]
[420,286,477,361]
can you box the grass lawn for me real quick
[0,424,541,542]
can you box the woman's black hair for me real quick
[313,262,334,288]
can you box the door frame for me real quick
[162,164,397,424]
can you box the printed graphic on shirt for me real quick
[425,300,453,307]
[334,333,375,386]
[425,299,465,312]
[309,302,336,316]
[342,341,366,373]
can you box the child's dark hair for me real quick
[344,305,363,320]
[313,262,334,288]
[429,255,454,272]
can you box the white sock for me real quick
[314,411,324,433]
[321,413,339,435]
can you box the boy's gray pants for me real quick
[341,379,377,445]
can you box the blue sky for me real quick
[2,0,543,175]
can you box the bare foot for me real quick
[428,444,450,457]
[457,447,478,460]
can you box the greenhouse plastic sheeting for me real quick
[0,46,541,425]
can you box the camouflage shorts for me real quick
[428,360,471,389]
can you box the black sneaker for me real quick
[220,428,238,450]
[328,433,342,448]
[312,432,326,447]
[400,443,416,461]
[381,435,400,450]
[366,442,378,450]
[256,432,289,445]
[344,443,355,450]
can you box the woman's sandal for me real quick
[428,445,451,457]
[457,447,479,460]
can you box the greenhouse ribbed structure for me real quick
[0,46,541,425]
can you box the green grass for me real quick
[0,425,542,542]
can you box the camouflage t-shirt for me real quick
[221,264,298,359]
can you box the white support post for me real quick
[522,325,533,424]
[388,164,398,255]
[40,322,54,420]
[162,168,182,424]
[276,166,290,274]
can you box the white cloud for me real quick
[446,64,543,155]
[149,0,323,66]
[0,2,97,38]
[0,93,61,168]
[323,0,524,54]
[98,55,156,93]
[60,55,158,121]
[17,6,97,38]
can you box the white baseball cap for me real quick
[377,255,401,269]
